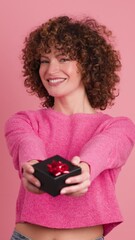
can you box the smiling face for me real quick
[39,48,85,100]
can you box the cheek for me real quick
[39,67,42,79]
[66,68,81,80]
[39,68,47,88]
[39,65,48,78]
[67,64,77,75]
[69,63,82,79]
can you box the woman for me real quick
[5,15,135,240]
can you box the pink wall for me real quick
[0,1,135,239]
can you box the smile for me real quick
[47,78,67,85]
[47,78,66,83]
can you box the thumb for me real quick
[28,159,40,166]
[71,156,81,166]
[22,159,39,174]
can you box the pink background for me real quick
[0,1,135,239]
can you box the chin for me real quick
[49,91,66,98]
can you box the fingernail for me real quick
[35,181,40,187]
[30,167,34,173]
[66,179,71,184]
[61,189,66,194]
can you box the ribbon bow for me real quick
[47,160,69,176]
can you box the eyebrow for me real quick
[40,55,49,59]
[40,53,68,58]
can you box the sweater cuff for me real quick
[17,138,46,177]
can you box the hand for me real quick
[60,156,91,197]
[22,160,44,194]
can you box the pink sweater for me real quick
[5,108,135,236]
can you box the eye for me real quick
[40,59,49,64]
[60,58,70,62]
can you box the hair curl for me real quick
[22,15,121,110]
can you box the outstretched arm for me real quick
[60,117,135,197]
[5,111,46,177]
[79,117,135,182]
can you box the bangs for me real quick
[36,19,82,59]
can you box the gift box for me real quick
[33,155,81,197]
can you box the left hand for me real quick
[60,156,91,197]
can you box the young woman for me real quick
[5,15,135,240]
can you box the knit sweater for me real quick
[5,108,135,236]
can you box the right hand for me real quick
[22,160,44,194]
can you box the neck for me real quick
[53,92,95,115]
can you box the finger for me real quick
[65,188,89,197]
[23,172,41,188]
[65,171,90,184]
[28,159,39,165]
[71,156,81,166]
[80,161,90,173]
[22,177,43,194]
[22,160,39,174]
[61,187,89,197]
[61,179,90,195]
[22,165,34,174]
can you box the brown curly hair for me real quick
[22,15,121,110]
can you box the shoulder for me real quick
[5,108,48,122]
[90,112,135,128]
[4,108,50,131]
[101,113,135,129]
[98,113,135,141]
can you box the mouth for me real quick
[47,78,67,85]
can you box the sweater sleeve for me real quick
[4,111,46,176]
[79,117,135,182]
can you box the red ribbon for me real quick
[47,160,69,176]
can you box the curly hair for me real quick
[22,15,121,110]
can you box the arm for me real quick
[79,117,135,182]
[4,111,46,177]
[60,117,135,197]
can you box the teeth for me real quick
[48,78,66,83]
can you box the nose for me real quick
[47,60,60,74]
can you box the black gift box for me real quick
[33,155,81,197]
